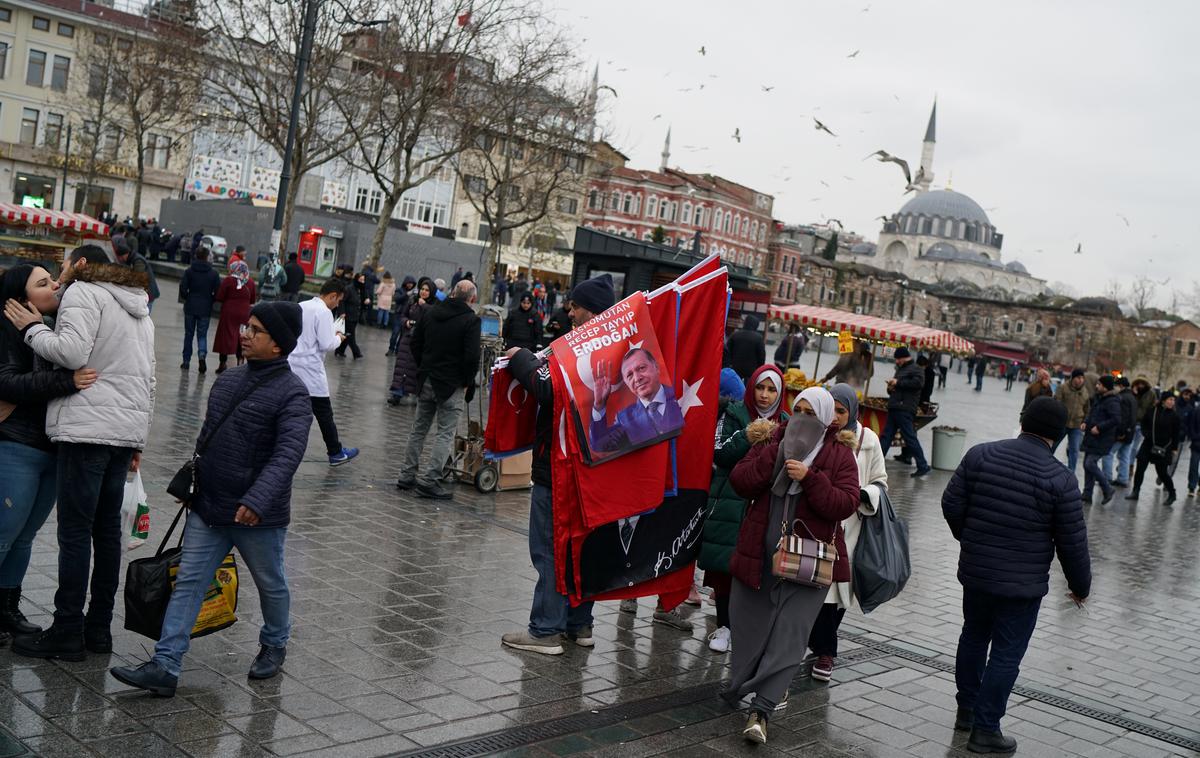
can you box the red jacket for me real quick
[729,424,860,589]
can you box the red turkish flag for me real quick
[673,267,729,490]
[456,11,472,27]
[483,363,536,455]
[677,253,722,286]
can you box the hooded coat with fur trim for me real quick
[22,263,155,448]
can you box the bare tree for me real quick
[1127,275,1154,315]
[196,0,363,251]
[454,19,591,304]
[333,0,540,268]
[1101,278,1125,304]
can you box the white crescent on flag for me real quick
[506,378,528,411]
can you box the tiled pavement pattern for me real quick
[1,294,1198,757]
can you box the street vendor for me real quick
[820,340,874,389]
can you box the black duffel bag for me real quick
[853,489,911,613]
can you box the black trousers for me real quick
[310,397,342,456]
[334,319,362,358]
[808,603,846,657]
[1133,451,1174,494]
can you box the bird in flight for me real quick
[904,167,926,193]
[652,114,662,120]
[847,50,860,58]
[819,180,830,187]
[732,128,741,143]
[1074,243,1082,255]
[867,150,911,185]
[1117,213,1130,226]
[826,218,844,229]
[597,85,617,97]
[813,117,836,136]
[761,85,775,92]
[876,215,891,223]
[698,45,706,56]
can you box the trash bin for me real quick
[931,426,967,471]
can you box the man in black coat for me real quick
[111,301,312,696]
[1081,375,1121,504]
[725,314,765,382]
[942,397,1091,754]
[396,280,481,500]
[178,246,221,372]
[281,253,305,302]
[500,273,614,656]
[878,347,930,476]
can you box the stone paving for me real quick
[1,295,1199,757]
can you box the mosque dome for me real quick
[898,189,990,225]
[1004,261,1028,274]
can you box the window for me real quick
[682,203,692,225]
[87,63,106,97]
[354,187,368,212]
[587,189,599,210]
[19,108,38,145]
[368,189,383,215]
[13,174,55,207]
[26,49,45,86]
[74,184,113,218]
[741,218,749,238]
[1190,342,1197,358]
[1175,340,1183,355]
[659,201,669,220]
[464,174,486,195]
[1015,321,1024,334]
[0,41,7,79]
[431,203,447,226]
[562,154,583,172]
[416,199,433,222]
[724,211,732,234]
[1048,326,1057,338]
[51,55,69,92]
[556,196,578,214]
[621,193,632,213]
[101,128,121,160]
[646,196,657,218]
[750,220,758,239]
[44,112,63,149]
[1034,322,1043,336]
[399,196,416,218]
[57,22,74,38]
[608,191,619,210]
[31,16,49,32]
[0,8,10,22]
[1001,320,1010,333]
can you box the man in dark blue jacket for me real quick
[879,347,930,476]
[1081,375,1121,504]
[110,301,312,697]
[178,245,221,373]
[942,397,1091,754]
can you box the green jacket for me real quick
[698,400,787,573]
[1135,389,1156,423]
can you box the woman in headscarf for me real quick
[0,265,98,640]
[503,292,542,351]
[699,365,788,654]
[213,259,256,373]
[723,386,860,745]
[807,384,887,683]
[388,277,433,406]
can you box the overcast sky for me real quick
[550,0,1199,307]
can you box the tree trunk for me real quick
[132,142,145,220]
[367,192,400,269]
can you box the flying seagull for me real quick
[761,85,775,92]
[847,50,860,58]
[867,150,911,185]
[904,167,926,193]
[651,114,662,120]
[1117,213,1130,226]
[698,45,706,56]
[813,117,836,137]
[876,215,891,223]
[597,85,617,97]
[1074,243,1082,255]
[826,218,844,229]
[819,180,830,187]
[732,128,741,143]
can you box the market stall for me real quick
[0,204,110,268]
[766,303,975,436]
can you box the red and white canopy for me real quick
[768,303,975,356]
[0,204,109,237]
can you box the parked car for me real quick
[202,235,229,265]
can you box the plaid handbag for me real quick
[771,517,839,588]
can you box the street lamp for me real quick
[269,0,319,258]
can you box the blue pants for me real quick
[182,314,210,363]
[878,409,928,471]
[154,511,290,677]
[975,371,984,391]
[1056,428,1083,472]
[955,591,1042,732]
[0,442,58,587]
[1104,439,1132,484]
[528,483,593,638]
[1188,446,1200,492]
[1082,452,1111,500]
[376,308,390,327]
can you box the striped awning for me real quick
[0,204,109,237]
[767,303,975,356]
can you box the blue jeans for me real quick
[975,371,984,391]
[0,442,58,587]
[154,511,290,677]
[1104,440,1131,484]
[182,314,210,363]
[53,443,134,632]
[1082,452,1111,500]
[955,590,1042,732]
[528,483,593,638]
[1188,446,1200,492]
[878,409,928,471]
[1121,426,1144,483]
[1054,428,1083,472]
[376,308,390,327]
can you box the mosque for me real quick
[838,103,1047,300]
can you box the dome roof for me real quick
[1004,261,1028,274]
[924,241,962,259]
[898,189,991,225]
[849,242,876,256]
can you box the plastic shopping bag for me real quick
[852,490,911,613]
[120,472,151,552]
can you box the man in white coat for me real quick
[288,277,357,466]
[3,244,155,661]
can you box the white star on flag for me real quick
[679,377,704,417]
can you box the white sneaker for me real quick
[707,626,731,653]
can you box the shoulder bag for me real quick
[771,503,839,588]
[1149,409,1169,462]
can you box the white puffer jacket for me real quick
[24,263,156,448]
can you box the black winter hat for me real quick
[1115,376,1130,388]
[894,346,911,360]
[1098,375,1115,391]
[1070,368,1086,379]
[250,301,303,356]
[1022,396,1068,441]
[569,273,615,315]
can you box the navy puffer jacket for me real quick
[1081,391,1122,455]
[942,434,1091,599]
[192,358,313,528]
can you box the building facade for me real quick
[582,131,774,275]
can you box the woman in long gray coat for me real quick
[723,386,860,745]
[387,278,432,406]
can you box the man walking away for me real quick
[942,397,1090,754]
[396,281,481,500]
[1053,369,1090,472]
[772,324,807,370]
[113,236,160,312]
[179,245,221,373]
[4,245,155,660]
[878,347,930,477]
[288,278,358,467]
[726,315,765,382]
[500,274,615,655]
[1080,375,1121,505]
[1104,376,1136,486]
[110,301,312,696]
[258,255,288,303]
[281,253,305,302]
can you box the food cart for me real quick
[0,204,110,269]
[766,303,975,437]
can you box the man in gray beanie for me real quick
[501,273,615,655]
[111,300,313,695]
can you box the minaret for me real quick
[585,64,599,140]
[659,126,671,171]
[916,99,935,193]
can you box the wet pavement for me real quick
[1,300,1198,757]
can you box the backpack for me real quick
[260,264,281,299]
